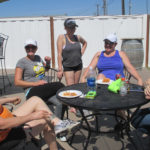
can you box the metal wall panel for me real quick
[54,15,146,68]
[0,17,51,69]
[0,15,147,69]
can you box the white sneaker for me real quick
[59,136,67,142]
[55,120,80,135]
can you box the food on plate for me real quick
[102,78,110,83]
[63,92,77,97]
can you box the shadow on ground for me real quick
[0,74,24,95]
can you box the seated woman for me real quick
[0,96,79,150]
[131,78,150,134]
[81,33,143,86]
[15,39,65,119]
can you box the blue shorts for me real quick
[131,108,150,134]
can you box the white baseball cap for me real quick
[104,33,117,43]
[24,39,37,47]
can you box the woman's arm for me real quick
[0,110,50,129]
[57,35,64,79]
[119,51,143,85]
[78,35,87,56]
[14,68,46,88]
[81,51,101,83]
[44,56,51,70]
[0,97,21,105]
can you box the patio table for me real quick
[56,83,149,150]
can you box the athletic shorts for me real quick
[63,63,83,72]
[0,127,26,150]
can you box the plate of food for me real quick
[58,90,83,98]
[96,78,113,85]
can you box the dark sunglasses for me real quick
[25,45,37,50]
[104,40,115,45]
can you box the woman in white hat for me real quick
[81,33,143,86]
[15,39,66,119]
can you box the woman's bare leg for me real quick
[12,96,60,125]
[64,71,75,86]
[74,70,82,84]
[12,96,60,150]
[43,125,58,150]
[64,70,82,113]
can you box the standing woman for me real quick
[57,18,87,86]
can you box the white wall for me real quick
[54,15,147,68]
[0,15,148,69]
[0,17,51,69]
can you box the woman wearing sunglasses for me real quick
[81,33,143,86]
[14,39,66,119]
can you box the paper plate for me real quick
[96,79,113,85]
[58,90,82,98]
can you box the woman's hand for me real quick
[144,85,150,99]
[30,110,52,121]
[57,71,63,80]
[44,56,51,64]
[9,97,21,105]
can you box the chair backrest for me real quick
[124,67,142,82]
[46,67,60,83]
[124,68,132,81]
[0,37,4,57]
[0,33,9,58]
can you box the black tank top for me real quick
[62,34,82,67]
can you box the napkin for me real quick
[108,78,122,93]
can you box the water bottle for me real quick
[87,66,96,92]
[120,78,127,96]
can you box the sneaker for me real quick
[55,120,80,135]
[57,136,67,142]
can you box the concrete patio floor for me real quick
[1,67,150,150]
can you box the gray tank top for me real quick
[62,34,82,67]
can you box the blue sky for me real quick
[0,0,149,18]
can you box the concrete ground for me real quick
[1,67,150,150]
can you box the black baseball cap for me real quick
[64,19,78,28]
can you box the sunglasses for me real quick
[25,45,37,50]
[104,40,115,45]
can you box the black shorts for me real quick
[63,63,83,72]
[0,127,26,150]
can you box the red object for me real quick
[115,74,121,80]
[121,77,125,81]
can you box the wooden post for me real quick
[50,17,55,68]
[146,15,150,67]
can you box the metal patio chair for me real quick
[0,33,12,93]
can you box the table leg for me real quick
[79,108,92,150]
